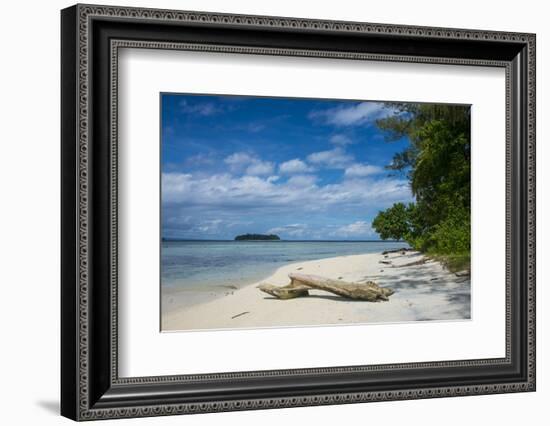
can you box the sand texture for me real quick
[162,250,470,331]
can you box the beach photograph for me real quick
[160,94,471,331]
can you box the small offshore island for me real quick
[234,233,281,241]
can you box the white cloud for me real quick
[331,221,375,238]
[344,163,384,178]
[162,173,194,197]
[267,223,308,237]
[306,147,354,169]
[246,160,275,176]
[162,216,240,238]
[183,153,216,167]
[224,152,254,169]
[162,172,412,239]
[162,172,410,211]
[197,219,223,233]
[180,99,222,116]
[286,175,317,187]
[224,152,273,175]
[279,158,313,174]
[329,134,354,146]
[310,102,390,126]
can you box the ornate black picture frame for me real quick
[61,4,536,421]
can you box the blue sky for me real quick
[161,93,413,240]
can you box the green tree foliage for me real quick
[372,103,471,267]
[372,202,412,240]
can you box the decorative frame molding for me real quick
[61,4,535,421]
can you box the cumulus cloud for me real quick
[180,99,224,116]
[183,153,216,167]
[266,221,377,240]
[162,171,412,239]
[329,134,354,146]
[310,102,391,127]
[162,215,245,239]
[306,147,354,169]
[196,219,223,233]
[286,175,317,187]
[162,172,410,211]
[331,221,375,238]
[344,163,384,178]
[267,223,309,238]
[246,160,275,176]
[224,152,274,175]
[224,152,255,169]
[279,158,314,174]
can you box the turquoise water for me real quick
[161,240,408,291]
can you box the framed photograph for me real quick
[61,4,536,421]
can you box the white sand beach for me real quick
[162,250,470,331]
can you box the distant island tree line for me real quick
[234,234,281,241]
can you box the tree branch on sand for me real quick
[258,273,394,302]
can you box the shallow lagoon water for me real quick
[161,240,408,291]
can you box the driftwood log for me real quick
[381,247,413,255]
[258,273,394,302]
[257,283,311,299]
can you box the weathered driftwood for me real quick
[291,273,394,301]
[381,247,413,255]
[258,273,394,302]
[257,282,311,299]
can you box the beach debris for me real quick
[382,247,413,255]
[296,267,303,270]
[258,273,394,302]
[231,311,250,319]
[394,258,428,268]
[257,283,311,299]
[455,270,470,277]
[379,260,392,265]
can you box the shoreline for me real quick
[162,250,471,331]
[161,241,410,313]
